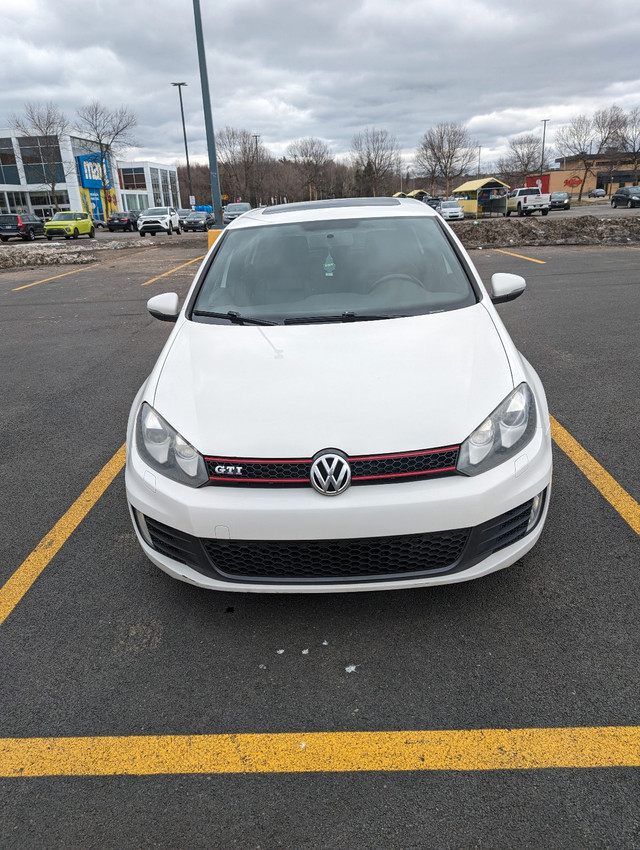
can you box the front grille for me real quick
[205,446,459,488]
[202,530,469,582]
[138,493,545,585]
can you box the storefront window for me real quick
[150,168,162,205]
[119,167,147,190]
[0,138,19,184]
[18,136,64,185]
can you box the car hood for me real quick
[150,303,514,457]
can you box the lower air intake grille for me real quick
[202,530,469,582]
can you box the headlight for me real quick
[457,383,536,476]
[136,403,208,487]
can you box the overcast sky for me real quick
[3,0,640,172]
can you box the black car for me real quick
[107,211,139,232]
[0,212,45,242]
[424,197,444,209]
[550,191,571,210]
[611,186,640,208]
[183,211,215,231]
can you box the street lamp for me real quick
[540,119,549,185]
[171,82,194,206]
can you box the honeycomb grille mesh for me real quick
[202,530,469,581]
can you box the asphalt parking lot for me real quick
[0,237,638,848]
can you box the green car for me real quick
[44,211,95,240]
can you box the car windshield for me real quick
[551,193,567,199]
[441,202,458,208]
[143,208,169,215]
[226,204,251,213]
[188,212,206,219]
[51,213,74,221]
[192,216,477,324]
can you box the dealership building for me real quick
[0,129,181,221]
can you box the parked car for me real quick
[44,211,95,240]
[137,207,181,236]
[126,196,552,593]
[177,209,193,228]
[183,211,216,232]
[610,186,640,208]
[0,212,45,242]
[550,191,571,210]
[588,188,606,198]
[505,187,550,216]
[107,211,139,232]
[437,200,465,221]
[222,202,251,225]
[425,197,444,209]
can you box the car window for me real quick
[192,216,477,324]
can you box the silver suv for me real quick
[137,207,181,236]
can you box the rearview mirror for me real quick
[147,292,180,322]
[490,273,526,304]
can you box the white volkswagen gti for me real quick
[126,197,552,593]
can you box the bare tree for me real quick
[216,126,267,206]
[10,102,71,210]
[619,106,640,185]
[287,137,331,200]
[555,105,626,200]
[496,134,554,187]
[75,101,137,217]
[415,123,476,197]
[351,128,400,196]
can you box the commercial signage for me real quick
[77,153,111,189]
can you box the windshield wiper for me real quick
[192,310,277,326]
[284,312,398,324]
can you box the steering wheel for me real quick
[367,272,427,292]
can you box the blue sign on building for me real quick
[77,153,111,189]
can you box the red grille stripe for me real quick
[353,467,457,481]
[205,446,459,465]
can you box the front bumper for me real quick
[125,421,552,592]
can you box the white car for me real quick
[438,200,465,221]
[126,197,552,593]
[137,207,181,237]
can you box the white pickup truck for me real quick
[505,187,551,217]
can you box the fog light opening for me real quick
[526,490,545,532]
[134,508,154,548]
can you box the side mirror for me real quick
[490,273,526,304]
[147,292,180,322]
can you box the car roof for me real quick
[229,197,437,229]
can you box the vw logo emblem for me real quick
[310,451,352,496]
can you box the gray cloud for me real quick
[3,0,640,170]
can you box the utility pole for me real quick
[171,82,194,205]
[253,134,260,206]
[541,119,549,184]
[192,0,223,223]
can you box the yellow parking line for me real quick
[1,726,638,777]
[12,268,86,292]
[0,445,126,629]
[141,256,205,286]
[494,249,546,264]
[551,416,640,534]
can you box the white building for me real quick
[0,129,181,221]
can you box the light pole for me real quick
[540,119,549,185]
[171,82,194,206]
[192,0,223,224]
